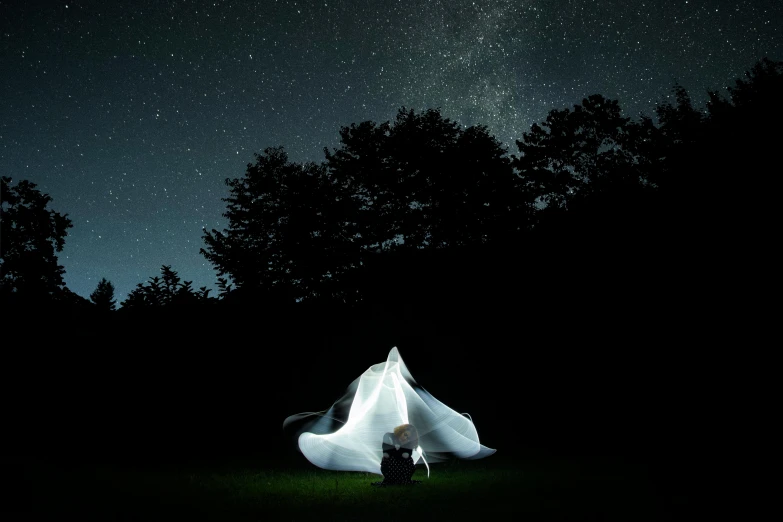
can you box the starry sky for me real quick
[2,0,781,303]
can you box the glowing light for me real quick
[283,347,495,476]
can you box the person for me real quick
[372,423,422,486]
[283,347,495,476]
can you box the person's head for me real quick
[393,423,418,447]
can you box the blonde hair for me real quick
[393,423,418,441]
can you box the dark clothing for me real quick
[372,434,421,486]
[380,446,416,484]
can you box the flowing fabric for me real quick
[283,347,495,475]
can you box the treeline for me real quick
[2,58,780,329]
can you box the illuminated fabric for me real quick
[283,347,495,475]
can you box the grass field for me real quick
[16,453,680,521]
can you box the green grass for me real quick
[17,456,672,521]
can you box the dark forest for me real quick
[6,57,778,521]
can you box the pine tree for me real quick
[89,278,116,312]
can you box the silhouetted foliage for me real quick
[201,147,350,305]
[720,57,783,115]
[199,57,782,314]
[202,108,529,306]
[705,56,783,217]
[511,94,664,260]
[324,108,536,308]
[216,276,233,299]
[6,58,777,334]
[325,107,528,252]
[120,265,212,310]
[90,277,116,312]
[654,57,782,245]
[1,176,73,304]
[12,60,781,482]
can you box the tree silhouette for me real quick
[1,176,73,304]
[196,59,780,317]
[201,108,528,306]
[512,94,660,250]
[651,57,782,247]
[120,265,211,310]
[719,57,783,116]
[325,107,526,252]
[323,107,529,307]
[90,277,116,312]
[514,94,645,208]
[705,57,783,216]
[201,147,353,304]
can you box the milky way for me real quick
[1,0,781,301]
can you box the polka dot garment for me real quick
[372,426,422,487]
[375,446,419,486]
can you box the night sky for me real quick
[2,0,781,302]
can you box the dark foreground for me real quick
[9,305,716,521]
[16,451,692,521]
